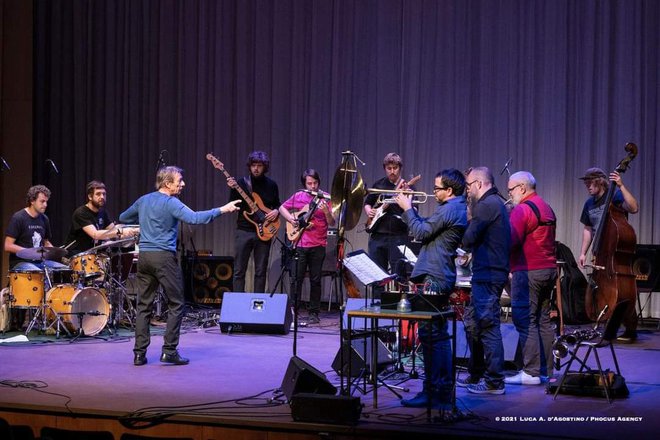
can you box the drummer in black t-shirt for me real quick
[4,185,58,269]
[65,180,139,255]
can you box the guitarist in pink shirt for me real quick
[279,169,335,324]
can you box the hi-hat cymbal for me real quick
[17,246,67,262]
[88,236,138,253]
[331,155,366,233]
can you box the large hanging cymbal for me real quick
[16,246,67,262]
[331,155,366,233]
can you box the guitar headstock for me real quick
[206,153,225,171]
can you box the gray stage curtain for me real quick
[33,0,660,291]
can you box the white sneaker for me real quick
[504,370,541,385]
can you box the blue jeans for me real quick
[463,280,505,387]
[416,276,453,394]
[511,268,556,376]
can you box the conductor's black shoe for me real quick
[133,353,147,366]
[160,351,189,365]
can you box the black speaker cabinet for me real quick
[633,244,660,291]
[280,356,337,401]
[184,256,234,305]
[219,292,292,334]
[290,393,362,425]
[331,336,393,377]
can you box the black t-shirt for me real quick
[5,208,52,266]
[229,174,281,232]
[66,205,113,254]
[363,176,409,236]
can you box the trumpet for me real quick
[366,188,432,204]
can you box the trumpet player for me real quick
[506,171,557,385]
[363,153,411,295]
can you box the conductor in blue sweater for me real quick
[120,166,240,366]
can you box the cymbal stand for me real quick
[103,249,137,330]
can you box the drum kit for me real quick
[2,236,139,338]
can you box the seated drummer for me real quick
[65,180,139,255]
[4,185,61,271]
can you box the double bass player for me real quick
[578,165,639,342]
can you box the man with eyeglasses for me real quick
[578,167,639,342]
[458,167,511,395]
[394,168,467,408]
[505,171,556,386]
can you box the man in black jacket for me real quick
[458,166,511,395]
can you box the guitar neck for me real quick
[231,175,259,211]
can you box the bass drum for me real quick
[46,285,109,336]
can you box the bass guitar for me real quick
[365,174,421,233]
[206,153,280,241]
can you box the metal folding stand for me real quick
[25,265,72,338]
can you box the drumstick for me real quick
[63,240,77,250]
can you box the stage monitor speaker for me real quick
[280,356,337,401]
[219,292,292,334]
[633,244,660,292]
[290,393,362,425]
[184,256,234,305]
[331,336,393,377]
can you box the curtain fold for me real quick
[32,0,659,289]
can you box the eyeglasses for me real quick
[466,180,480,189]
[433,186,448,192]
[507,183,523,193]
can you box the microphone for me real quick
[302,189,331,200]
[46,159,59,174]
[0,156,10,171]
[499,158,512,176]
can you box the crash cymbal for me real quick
[16,246,67,262]
[88,236,138,252]
[331,154,366,233]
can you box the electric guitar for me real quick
[285,192,330,243]
[206,153,280,241]
[365,174,421,233]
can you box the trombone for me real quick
[366,188,432,204]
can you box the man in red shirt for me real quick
[505,171,557,385]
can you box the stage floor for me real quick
[1,308,659,439]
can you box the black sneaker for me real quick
[456,375,480,388]
[467,379,505,395]
[616,331,637,343]
[401,391,451,409]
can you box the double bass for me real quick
[585,143,638,328]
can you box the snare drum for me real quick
[8,270,45,307]
[46,284,109,336]
[70,251,109,282]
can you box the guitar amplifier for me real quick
[183,256,233,305]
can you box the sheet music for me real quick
[343,250,394,286]
[398,245,418,264]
